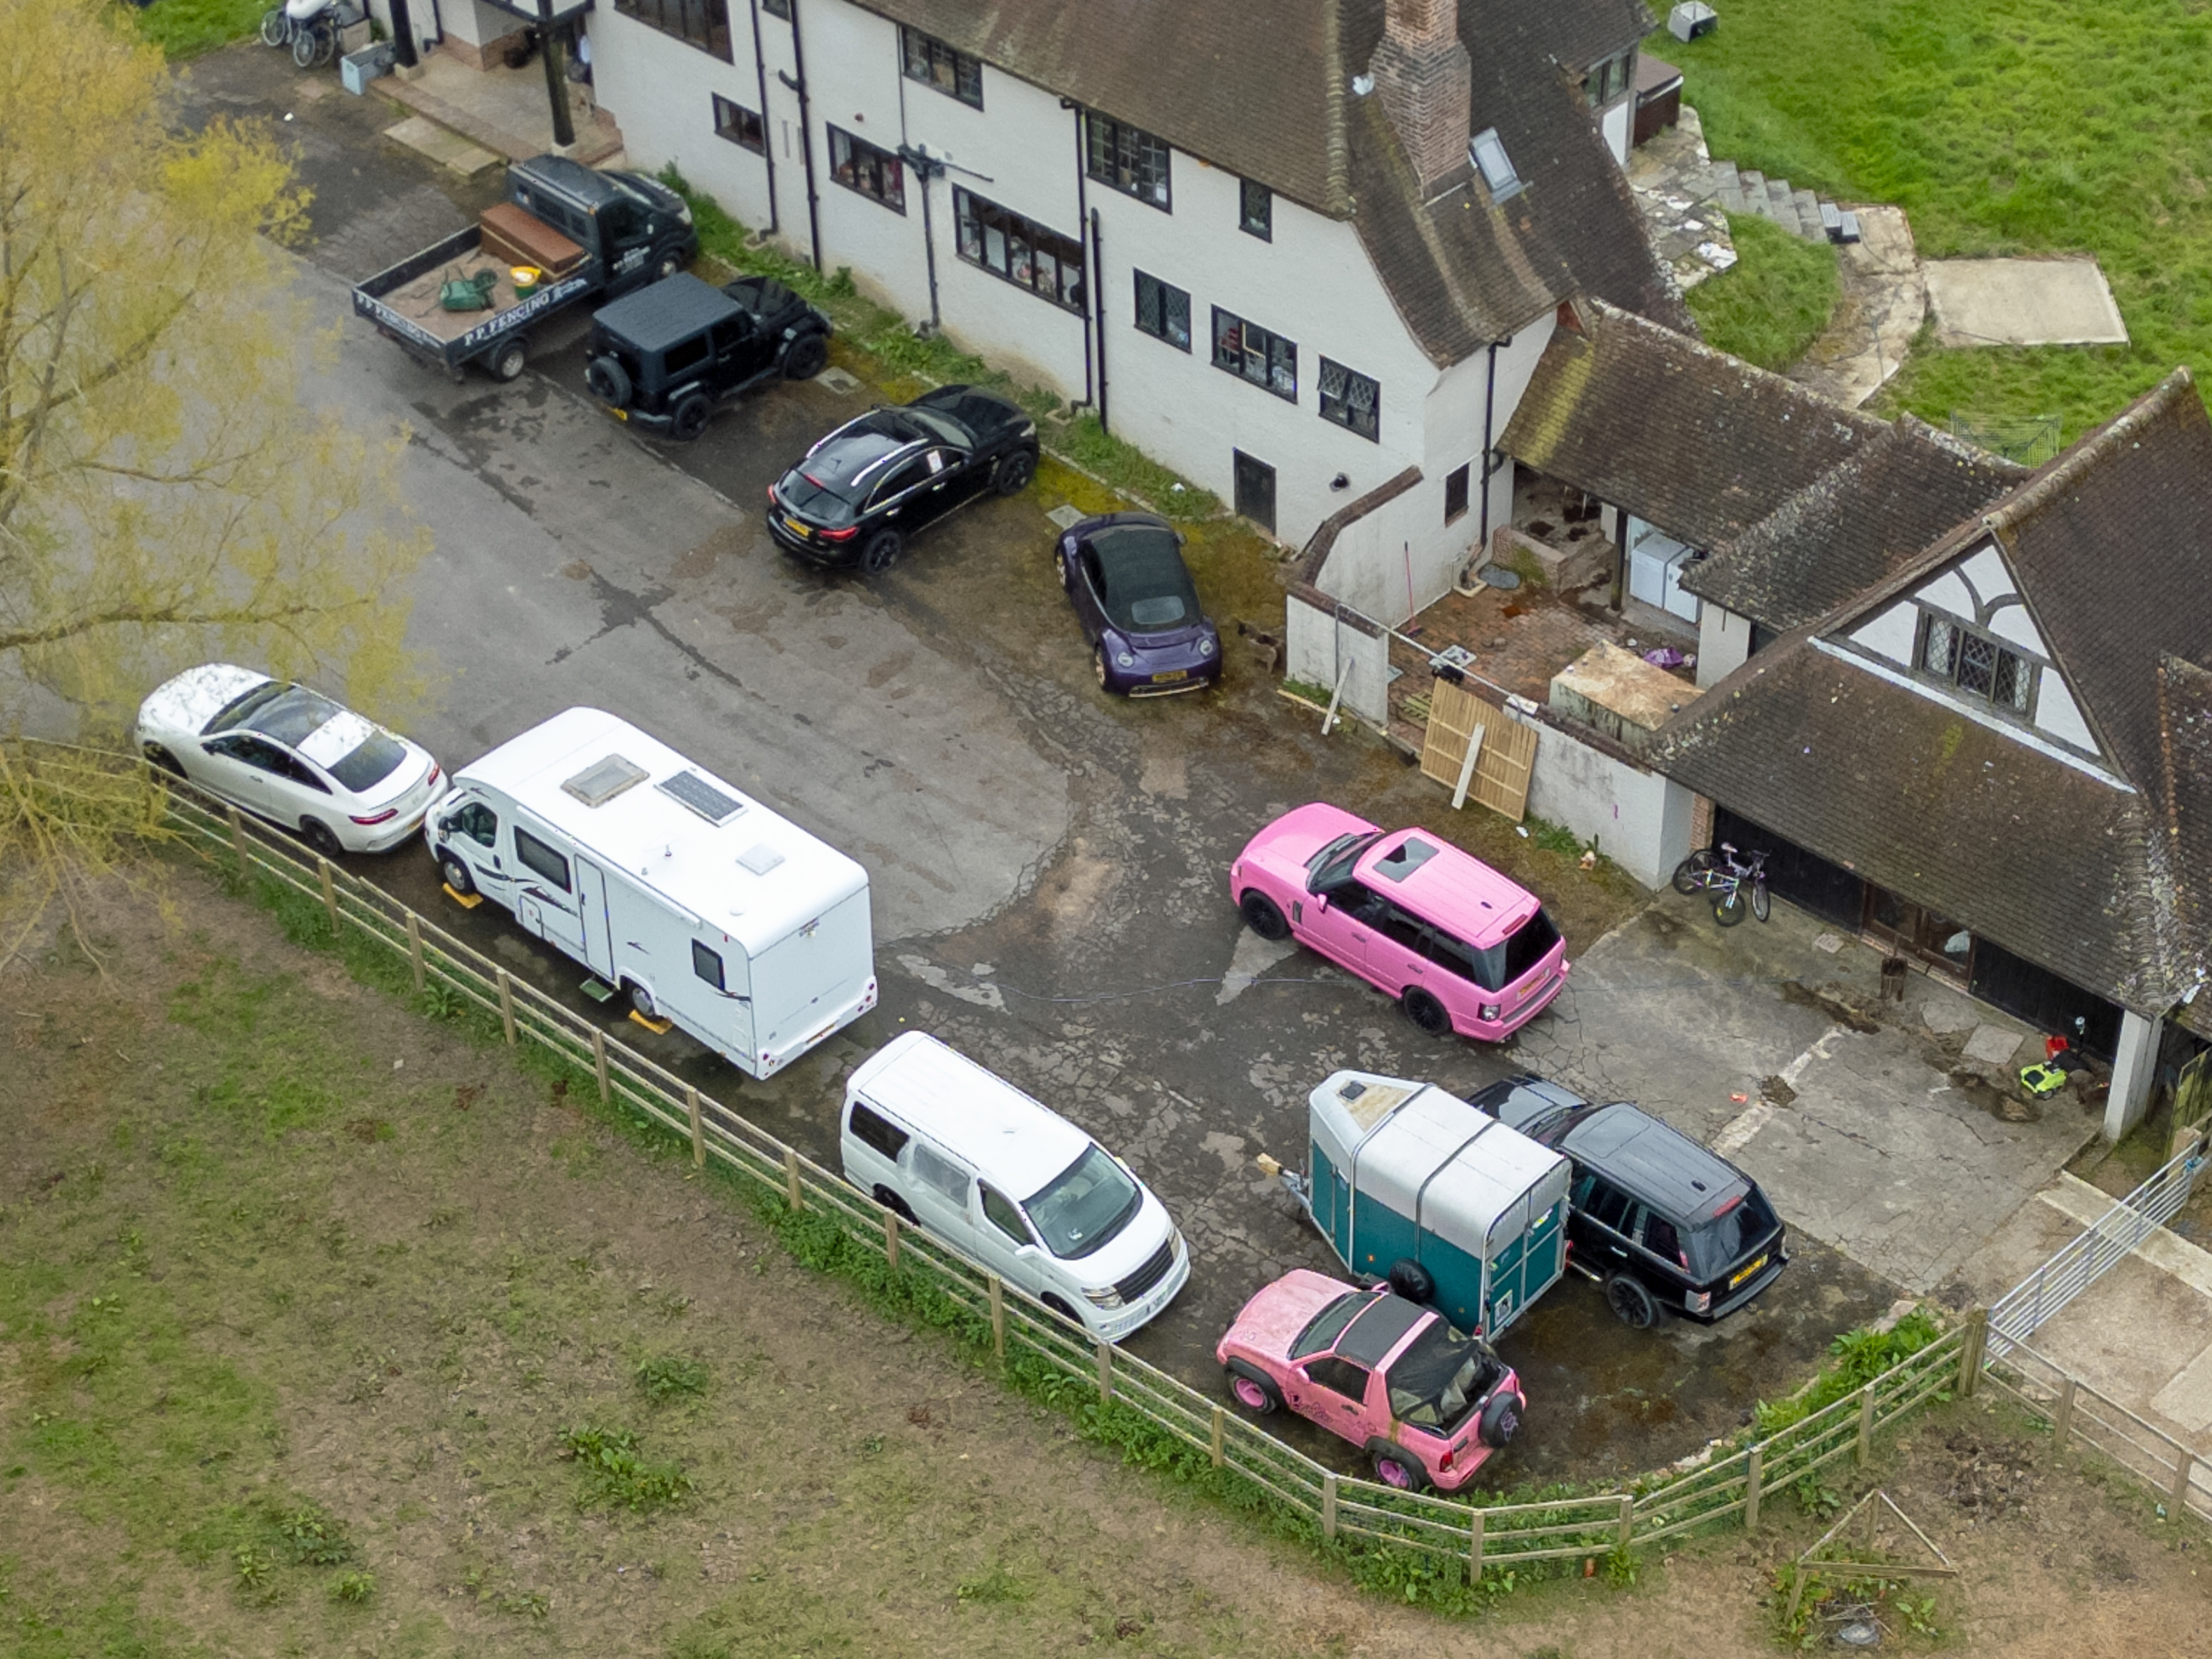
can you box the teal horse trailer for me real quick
[1271,1070,1571,1337]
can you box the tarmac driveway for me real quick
[182,43,1909,1488]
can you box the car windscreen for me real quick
[324,731,409,792]
[1501,907,1560,984]
[242,686,343,747]
[1306,830,1381,893]
[1093,528,1199,633]
[1685,1186,1781,1280]
[202,680,288,735]
[1289,1290,1374,1360]
[902,404,973,449]
[1023,1144,1142,1260]
[1384,1321,1500,1432]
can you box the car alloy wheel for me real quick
[1226,1368,1280,1415]
[860,529,903,576]
[670,397,712,442]
[490,341,527,383]
[1237,890,1290,941]
[1054,549,1072,589]
[1400,986,1451,1037]
[1605,1272,1659,1329]
[993,449,1036,496]
[1372,1449,1426,1491]
[1093,646,1110,690]
[301,819,343,859]
[438,853,476,898]
[782,334,828,381]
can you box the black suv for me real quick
[766,385,1039,575]
[1471,1077,1787,1329]
[585,272,831,441]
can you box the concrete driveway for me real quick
[1515,890,2101,1297]
[173,45,1911,1487]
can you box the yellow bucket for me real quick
[511,264,541,298]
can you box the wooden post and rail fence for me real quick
[37,747,2204,1578]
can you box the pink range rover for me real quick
[1229,803,1569,1042]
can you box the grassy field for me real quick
[1674,0,2212,441]
[1685,215,1843,373]
[4,871,2208,1656]
[132,0,266,59]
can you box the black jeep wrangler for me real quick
[584,272,832,440]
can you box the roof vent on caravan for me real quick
[658,768,747,825]
[737,842,786,877]
[562,753,649,807]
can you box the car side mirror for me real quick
[436,815,460,836]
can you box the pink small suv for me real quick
[1230,803,1569,1042]
[1217,1271,1525,1492]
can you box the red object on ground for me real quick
[2045,1034,2071,1062]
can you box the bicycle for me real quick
[1672,842,1771,927]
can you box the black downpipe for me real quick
[1067,102,1093,410]
[1475,339,1498,571]
[535,0,574,150]
[1090,208,1107,432]
[387,0,417,68]
[747,0,777,237]
[779,1,822,271]
[910,155,943,331]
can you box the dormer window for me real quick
[1468,128,1523,202]
[1916,610,2037,715]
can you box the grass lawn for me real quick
[1674,0,2212,442]
[132,0,266,59]
[1684,215,1842,373]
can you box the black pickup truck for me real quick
[353,156,696,382]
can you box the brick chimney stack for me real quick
[1369,0,1472,191]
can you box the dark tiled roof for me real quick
[861,0,1689,359]
[1684,416,2029,630]
[1650,371,2212,1014]
[1651,638,2170,1011]
[1973,370,2212,792]
[1499,301,1886,549]
[863,0,1352,215]
[2158,656,2212,1034]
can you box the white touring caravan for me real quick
[427,708,876,1078]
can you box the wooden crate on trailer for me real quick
[1418,676,1537,822]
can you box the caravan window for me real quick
[514,826,571,891]
[691,940,725,990]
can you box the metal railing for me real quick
[18,746,2009,1579]
[1989,1133,2210,1355]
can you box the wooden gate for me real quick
[2173,1049,2211,1163]
[1418,676,1537,822]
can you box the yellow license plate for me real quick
[1150,669,1188,683]
[783,516,810,538]
[1728,1254,1769,1290]
[610,408,628,421]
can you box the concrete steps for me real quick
[1712,160,1852,244]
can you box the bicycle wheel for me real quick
[1751,876,1771,924]
[291,18,319,65]
[1672,849,1714,896]
[1714,887,1747,927]
[259,5,291,45]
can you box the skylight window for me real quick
[1468,128,1523,202]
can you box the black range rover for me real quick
[1471,1077,1787,1329]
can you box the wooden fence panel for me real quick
[1417,678,1537,821]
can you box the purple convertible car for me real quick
[1054,513,1221,698]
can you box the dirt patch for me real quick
[1778,978,1882,1034]
[1761,1074,1798,1107]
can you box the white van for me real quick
[841,1032,1188,1343]
[427,708,876,1079]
